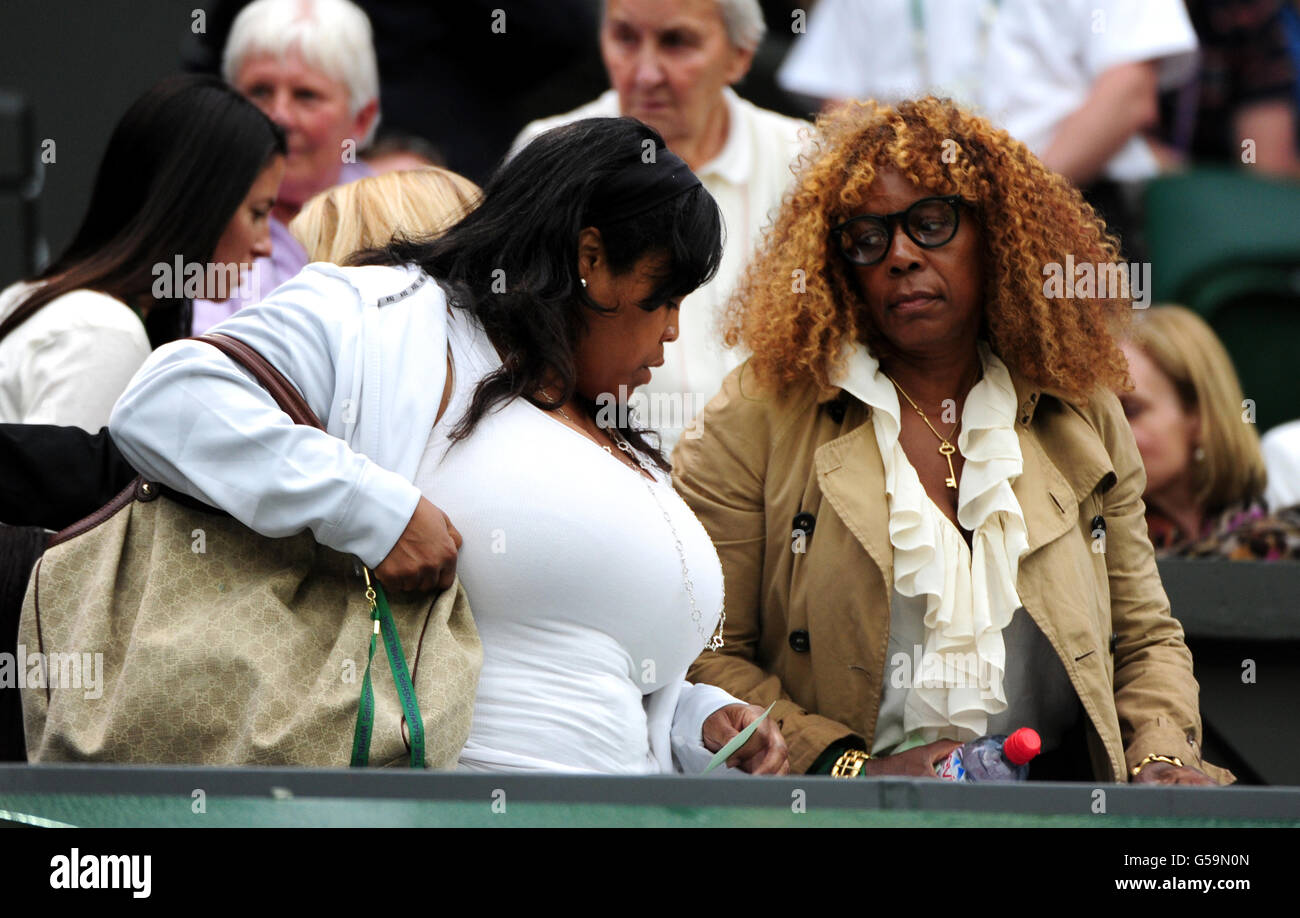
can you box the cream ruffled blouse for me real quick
[833,341,1031,742]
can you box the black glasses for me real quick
[831,195,966,266]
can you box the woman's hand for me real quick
[1131,762,1217,786]
[374,497,462,592]
[702,704,790,775]
[860,740,963,778]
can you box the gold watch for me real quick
[1131,753,1184,777]
[830,749,872,778]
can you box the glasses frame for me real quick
[830,195,967,266]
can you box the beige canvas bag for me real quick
[19,334,481,768]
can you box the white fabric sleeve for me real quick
[1085,0,1199,89]
[1263,421,1300,512]
[21,316,151,433]
[777,0,879,100]
[109,268,422,566]
[669,679,746,775]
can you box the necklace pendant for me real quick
[940,442,958,489]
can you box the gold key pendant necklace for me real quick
[885,374,961,489]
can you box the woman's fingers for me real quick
[442,509,463,550]
[374,497,460,592]
[865,739,962,778]
[708,704,789,775]
[1132,762,1216,785]
[927,740,963,768]
[749,723,790,775]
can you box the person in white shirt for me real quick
[512,0,808,453]
[111,117,789,775]
[0,75,285,433]
[779,0,1199,187]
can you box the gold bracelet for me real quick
[830,749,871,778]
[1131,753,1184,777]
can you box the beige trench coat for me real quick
[676,362,1232,783]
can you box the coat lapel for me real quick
[814,415,894,592]
[809,360,1120,592]
[1014,429,1079,555]
[810,367,1106,584]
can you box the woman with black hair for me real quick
[0,74,286,432]
[109,117,789,775]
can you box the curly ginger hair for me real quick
[726,97,1133,402]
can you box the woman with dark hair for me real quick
[0,74,286,432]
[109,117,788,774]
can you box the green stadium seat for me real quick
[1144,169,1300,432]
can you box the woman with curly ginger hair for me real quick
[675,97,1232,785]
[728,98,1130,398]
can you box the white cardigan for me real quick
[110,261,740,774]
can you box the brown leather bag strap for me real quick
[194,333,325,431]
[46,334,325,548]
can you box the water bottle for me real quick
[935,727,1042,782]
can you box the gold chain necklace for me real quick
[884,374,961,489]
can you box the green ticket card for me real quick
[703,702,777,774]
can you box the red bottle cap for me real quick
[1003,728,1042,765]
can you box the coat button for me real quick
[1109,633,1118,654]
[792,512,816,537]
[1091,515,1106,532]
[789,630,810,653]
[826,400,846,424]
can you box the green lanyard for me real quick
[350,568,426,768]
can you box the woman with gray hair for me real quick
[195,0,382,331]
[512,0,808,456]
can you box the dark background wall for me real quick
[0,1,197,288]
[0,0,805,291]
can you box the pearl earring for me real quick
[666,325,677,337]
[1194,446,1206,462]
[580,278,587,288]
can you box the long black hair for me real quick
[352,117,724,470]
[0,74,286,347]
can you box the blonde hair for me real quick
[289,167,481,264]
[1126,305,1267,512]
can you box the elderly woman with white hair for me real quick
[194,0,381,331]
[512,0,808,454]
